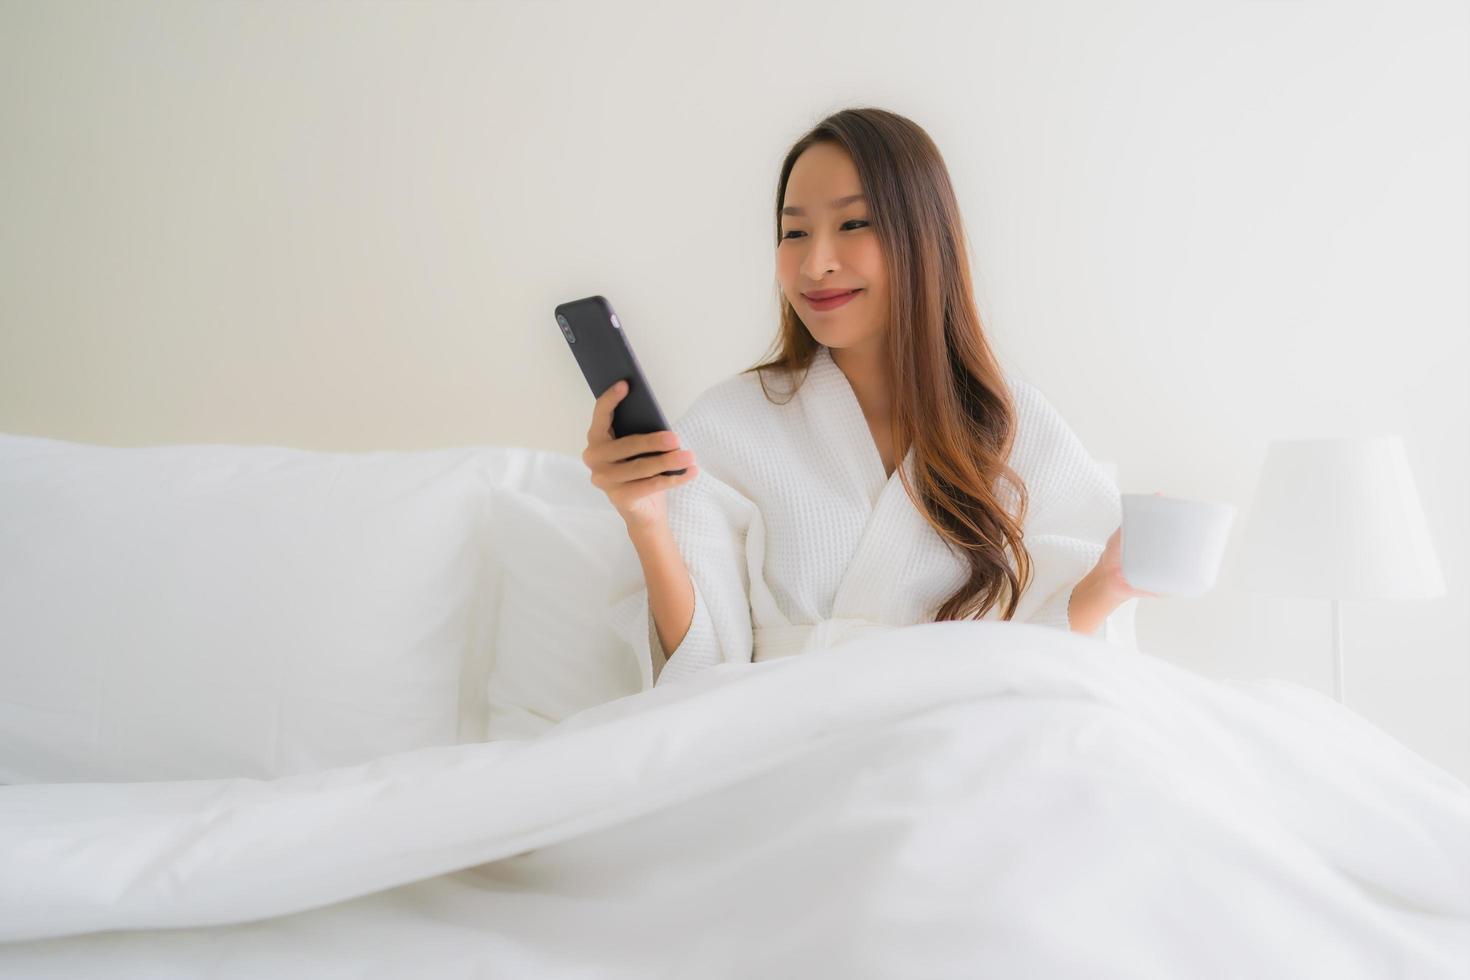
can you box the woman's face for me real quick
[776,142,888,351]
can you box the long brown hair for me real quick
[742,106,1033,623]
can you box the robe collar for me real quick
[803,344,916,510]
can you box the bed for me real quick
[0,432,1464,979]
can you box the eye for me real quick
[780,220,869,240]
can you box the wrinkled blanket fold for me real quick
[1,621,1466,978]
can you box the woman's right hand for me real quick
[583,379,699,530]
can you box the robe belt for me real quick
[752,618,896,662]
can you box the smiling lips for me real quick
[803,288,862,311]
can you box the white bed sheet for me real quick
[1,621,1466,979]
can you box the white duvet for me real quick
[1,621,1466,979]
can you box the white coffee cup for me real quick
[1121,493,1237,597]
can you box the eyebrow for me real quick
[781,193,865,217]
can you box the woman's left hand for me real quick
[1094,491,1169,600]
[1093,524,1159,600]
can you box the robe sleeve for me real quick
[1006,378,1135,648]
[606,448,763,688]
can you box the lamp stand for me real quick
[1330,598,1344,704]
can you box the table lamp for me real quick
[1234,435,1445,704]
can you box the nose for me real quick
[799,227,841,282]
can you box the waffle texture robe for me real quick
[609,344,1131,688]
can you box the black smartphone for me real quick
[554,294,687,476]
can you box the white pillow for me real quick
[479,450,647,740]
[0,432,499,784]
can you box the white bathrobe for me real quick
[609,344,1130,688]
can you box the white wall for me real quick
[1,0,1465,780]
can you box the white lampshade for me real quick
[1234,435,1445,601]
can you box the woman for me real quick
[584,106,1155,688]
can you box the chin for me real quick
[809,326,878,351]
[802,327,841,348]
